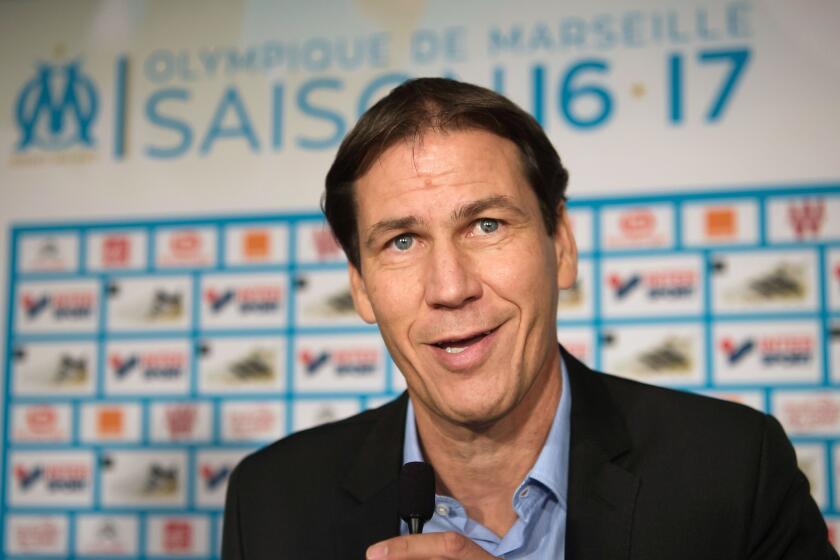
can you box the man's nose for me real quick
[423,242,482,309]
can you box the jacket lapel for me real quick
[332,350,641,559]
[335,394,408,559]
[564,348,640,560]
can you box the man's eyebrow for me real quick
[451,195,527,223]
[364,216,423,249]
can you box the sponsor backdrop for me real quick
[1,0,839,557]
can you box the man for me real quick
[222,78,835,559]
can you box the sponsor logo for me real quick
[165,406,198,439]
[299,348,378,375]
[619,209,656,239]
[721,335,814,366]
[608,269,696,300]
[15,463,89,492]
[779,397,840,431]
[21,290,94,319]
[725,262,807,303]
[227,407,279,437]
[227,348,276,381]
[14,405,71,441]
[110,351,186,379]
[96,407,125,437]
[102,235,131,267]
[608,274,641,299]
[311,229,342,260]
[142,464,179,496]
[562,341,590,363]
[12,519,63,550]
[15,60,98,152]
[787,199,825,239]
[21,294,50,318]
[54,354,90,385]
[29,237,72,270]
[22,294,50,318]
[314,405,340,425]
[84,519,131,554]
[205,285,283,314]
[146,290,184,320]
[200,465,231,490]
[704,207,737,238]
[306,288,356,318]
[205,289,234,312]
[243,230,270,259]
[720,338,754,364]
[163,520,193,553]
[14,466,43,489]
[618,336,694,376]
[24,406,59,435]
[169,231,202,259]
[557,279,584,309]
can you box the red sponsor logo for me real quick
[227,407,277,437]
[25,406,58,435]
[163,520,192,553]
[311,229,342,260]
[780,398,840,431]
[14,521,61,548]
[165,406,198,439]
[44,292,94,308]
[169,231,202,258]
[619,210,656,238]
[787,199,825,239]
[102,235,131,267]
[562,341,590,363]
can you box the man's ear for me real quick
[348,264,377,324]
[553,204,578,290]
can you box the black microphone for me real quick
[398,461,435,534]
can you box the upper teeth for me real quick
[445,346,466,354]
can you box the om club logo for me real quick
[15,60,99,151]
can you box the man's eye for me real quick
[476,218,500,234]
[391,234,414,251]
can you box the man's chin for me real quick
[432,398,515,430]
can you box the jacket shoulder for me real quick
[594,370,766,431]
[234,395,404,484]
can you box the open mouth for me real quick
[433,328,498,354]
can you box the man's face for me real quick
[349,129,577,427]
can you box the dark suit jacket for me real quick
[222,348,836,559]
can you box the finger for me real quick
[366,531,495,559]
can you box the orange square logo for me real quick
[704,207,736,238]
[97,408,124,436]
[243,230,270,259]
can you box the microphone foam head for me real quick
[398,461,435,523]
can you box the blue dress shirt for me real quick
[401,359,571,559]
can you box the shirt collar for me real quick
[402,355,572,505]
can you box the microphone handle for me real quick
[408,517,424,535]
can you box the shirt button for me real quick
[436,504,450,516]
[519,488,530,499]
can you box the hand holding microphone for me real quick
[364,462,497,559]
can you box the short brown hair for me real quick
[323,77,569,269]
